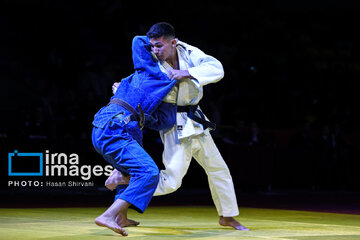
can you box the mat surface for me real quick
[0,206,360,239]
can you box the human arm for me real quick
[132,35,178,103]
[144,102,176,131]
[112,82,176,131]
[185,43,224,86]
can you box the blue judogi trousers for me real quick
[92,114,159,213]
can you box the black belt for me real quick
[177,105,216,130]
[108,98,145,129]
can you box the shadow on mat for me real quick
[91,226,238,238]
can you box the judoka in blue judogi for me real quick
[91,36,177,236]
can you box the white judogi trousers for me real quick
[154,126,239,217]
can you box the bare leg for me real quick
[95,198,131,236]
[105,169,130,191]
[219,216,250,231]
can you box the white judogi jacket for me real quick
[160,40,224,139]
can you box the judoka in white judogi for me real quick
[154,39,239,218]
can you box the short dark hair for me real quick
[146,22,175,39]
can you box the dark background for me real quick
[1,0,360,208]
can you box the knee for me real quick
[171,175,183,190]
[146,163,159,176]
[145,164,160,184]
[160,171,183,193]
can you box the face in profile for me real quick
[149,36,177,61]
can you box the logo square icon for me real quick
[8,150,43,176]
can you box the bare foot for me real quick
[116,215,140,227]
[95,215,128,236]
[105,169,130,191]
[219,216,250,231]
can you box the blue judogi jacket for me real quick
[92,36,177,131]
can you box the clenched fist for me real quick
[112,82,120,94]
[167,69,192,80]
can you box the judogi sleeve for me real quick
[144,102,176,131]
[186,45,225,87]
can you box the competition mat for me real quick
[1,206,360,239]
